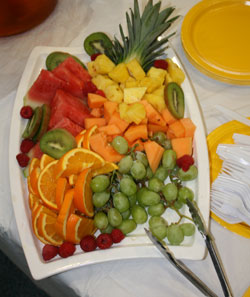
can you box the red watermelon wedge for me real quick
[52,117,83,136]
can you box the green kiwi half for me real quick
[165,82,185,119]
[45,52,86,71]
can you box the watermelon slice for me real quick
[24,69,67,107]
[28,142,43,159]
[52,117,83,136]
[49,89,91,129]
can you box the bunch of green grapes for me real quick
[91,132,198,245]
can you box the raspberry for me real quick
[80,235,97,252]
[16,153,30,167]
[20,106,33,119]
[176,155,194,172]
[58,242,76,258]
[153,59,168,70]
[91,53,101,61]
[20,139,35,153]
[95,89,106,97]
[83,80,97,96]
[111,229,125,243]
[96,233,113,249]
[42,244,59,261]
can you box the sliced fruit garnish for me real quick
[54,148,105,179]
[29,167,41,197]
[28,193,41,210]
[55,177,70,210]
[40,154,55,170]
[82,125,98,150]
[37,160,59,211]
[29,157,40,176]
[92,161,118,177]
[68,174,77,186]
[75,133,85,148]
[74,168,94,217]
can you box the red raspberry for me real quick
[42,244,59,261]
[153,59,168,70]
[16,153,30,167]
[20,139,35,153]
[83,81,97,96]
[176,155,194,172]
[58,242,76,258]
[91,53,101,61]
[111,229,125,243]
[20,106,33,119]
[95,89,106,97]
[96,233,113,249]
[80,235,97,252]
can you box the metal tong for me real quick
[145,200,234,297]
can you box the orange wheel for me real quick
[28,193,41,210]
[29,167,41,197]
[40,154,55,170]
[92,161,118,177]
[55,177,70,210]
[82,125,98,150]
[29,158,40,176]
[37,160,59,211]
[74,168,94,217]
[75,133,85,148]
[54,148,105,179]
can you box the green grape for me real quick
[167,224,184,245]
[148,203,165,216]
[101,224,114,234]
[162,139,172,150]
[92,190,110,208]
[180,223,195,236]
[91,175,110,192]
[128,194,137,207]
[135,151,148,167]
[139,189,161,206]
[112,136,128,154]
[108,208,123,227]
[121,209,131,220]
[178,186,194,203]
[162,183,178,202]
[151,131,167,144]
[162,149,176,170]
[113,192,130,212]
[177,165,198,181]
[154,166,168,181]
[149,216,167,229]
[146,166,153,179]
[120,177,137,196]
[131,205,148,224]
[148,177,164,193]
[136,187,148,206]
[94,212,108,230]
[130,160,146,180]
[151,225,168,240]
[173,199,184,210]
[118,219,137,234]
[118,155,133,173]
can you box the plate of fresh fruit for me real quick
[9,0,210,280]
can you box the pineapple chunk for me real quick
[92,75,115,91]
[108,63,129,83]
[152,86,165,97]
[126,103,146,125]
[147,67,166,85]
[165,71,173,85]
[87,61,98,77]
[125,77,140,88]
[94,54,115,74]
[166,58,185,85]
[105,84,124,103]
[143,93,166,112]
[139,76,161,93]
[119,102,132,123]
[126,59,145,80]
[123,87,147,104]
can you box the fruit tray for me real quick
[9,46,210,280]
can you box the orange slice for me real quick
[75,133,85,148]
[27,176,36,195]
[55,188,75,239]
[55,177,70,210]
[40,154,55,170]
[68,174,77,186]
[54,148,105,179]
[37,160,59,211]
[74,168,94,217]
[82,125,98,150]
[28,193,41,210]
[37,212,63,246]
[92,161,118,177]
[66,213,96,244]
[29,158,40,176]
[29,167,41,197]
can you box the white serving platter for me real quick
[9,46,210,280]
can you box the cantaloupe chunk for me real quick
[147,124,168,133]
[88,93,107,108]
[84,117,106,129]
[124,124,148,143]
[103,101,118,122]
[90,107,104,118]
[144,140,165,173]
[171,137,193,158]
[140,100,166,127]
[128,139,144,152]
[108,112,130,133]
[168,120,185,138]
[179,118,196,138]
[161,107,177,125]
[98,124,121,135]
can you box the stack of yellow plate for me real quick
[181,0,250,85]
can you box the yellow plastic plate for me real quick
[207,120,250,238]
[181,0,250,85]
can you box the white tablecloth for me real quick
[1,1,250,296]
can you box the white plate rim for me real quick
[9,45,210,280]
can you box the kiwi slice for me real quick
[83,32,113,56]
[40,128,77,159]
[32,104,51,142]
[165,82,185,119]
[22,106,43,139]
[46,52,86,71]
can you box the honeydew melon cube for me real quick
[123,87,147,104]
